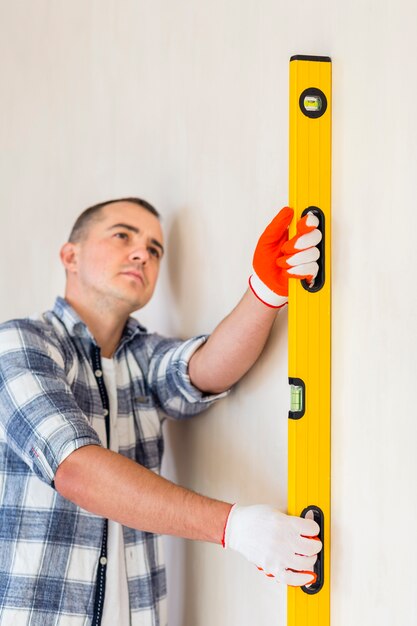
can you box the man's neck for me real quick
[65,295,129,358]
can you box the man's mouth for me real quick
[120,271,145,285]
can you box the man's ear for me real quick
[60,242,79,274]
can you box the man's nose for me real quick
[128,245,149,264]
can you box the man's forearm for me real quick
[55,445,232,543]
[188,288,279,393]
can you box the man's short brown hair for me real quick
[68,197,160,243]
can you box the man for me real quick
[0,197,322,626]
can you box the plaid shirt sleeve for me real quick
[146,334,230,419]
[0,320,102,486]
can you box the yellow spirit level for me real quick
[287,55,332,626]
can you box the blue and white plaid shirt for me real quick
[0,296,225,626]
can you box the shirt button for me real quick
[100,557,107,566]
[103,409,109,416]
[95,369,103,378]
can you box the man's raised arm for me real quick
[188,207,322,393]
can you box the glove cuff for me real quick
[249,273,288,309]
[222,503,237,548]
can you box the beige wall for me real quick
[1,1,416,624]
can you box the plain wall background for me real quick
[1,1,416,625]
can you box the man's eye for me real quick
[148,246,160,259]
[114,232,129,240]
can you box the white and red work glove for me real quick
[249,207,322,308]
[223,504,321,586]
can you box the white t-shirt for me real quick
[100,357,130,626]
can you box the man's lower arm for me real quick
[55,444,232,543]
[55,445,322,586]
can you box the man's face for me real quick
[68,201,164,312]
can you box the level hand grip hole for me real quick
[301,505,324,595]
[301,207,325,293]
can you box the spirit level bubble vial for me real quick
[287,55,332,626]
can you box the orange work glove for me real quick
[249,207,322,308]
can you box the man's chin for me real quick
[115,290,152,313]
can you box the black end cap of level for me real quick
[290,55,331,63]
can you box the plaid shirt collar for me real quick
[51,295,147,351]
